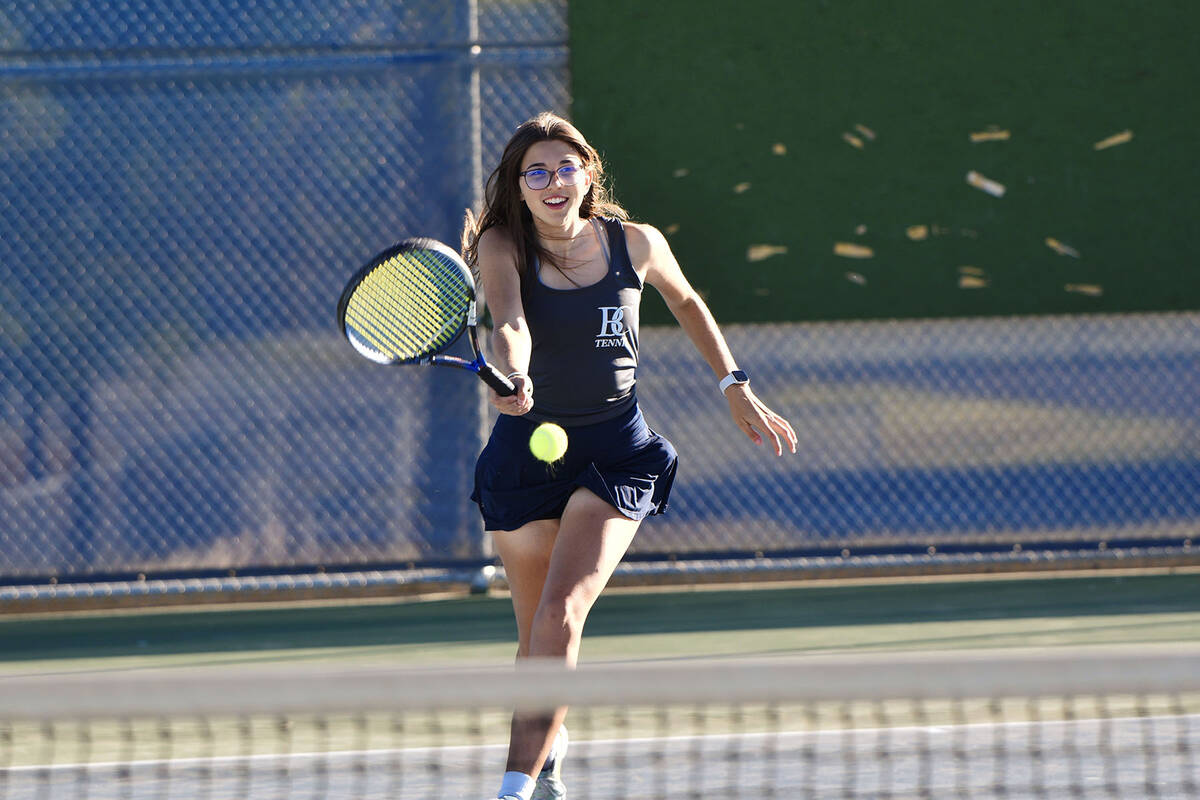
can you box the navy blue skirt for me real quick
[471,402,678,532]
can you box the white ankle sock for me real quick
[498,770,534,799]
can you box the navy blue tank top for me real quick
[524,217,641,426]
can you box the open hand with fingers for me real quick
[725,384,797,456]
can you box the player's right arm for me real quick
[476,226,534,415]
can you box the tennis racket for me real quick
[336,237,515,396]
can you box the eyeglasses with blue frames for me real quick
[520,163,585,191]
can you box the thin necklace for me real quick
[551,220,589,269]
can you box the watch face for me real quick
[731,370,749,382]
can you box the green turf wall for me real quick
[568,1,1199,323]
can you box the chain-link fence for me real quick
[3,2,1197,599]
[633,313,1199,564]
[0,0,567,588]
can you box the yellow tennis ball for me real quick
[529,422,568,463]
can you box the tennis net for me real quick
[0,646,1196,798]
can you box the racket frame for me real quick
[337,238,515,396]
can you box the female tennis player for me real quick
[466,112,797,800]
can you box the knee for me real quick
[530,594,588,653]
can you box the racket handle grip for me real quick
[478,364,517,397]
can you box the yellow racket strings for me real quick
[345,250,471,360]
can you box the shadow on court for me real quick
[0,572,1197,665]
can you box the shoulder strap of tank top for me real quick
[520,240,540,300]
[601,217,641,290]
[592,217,611,270]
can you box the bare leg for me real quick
[492,487,641,779]
[493,518,560,658]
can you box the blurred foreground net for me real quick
[0,647,1196,798]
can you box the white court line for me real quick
[4,713,1195,774]
[582,712,1200,748]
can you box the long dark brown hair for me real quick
[462,112,627,282]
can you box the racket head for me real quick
[337,238,475,365]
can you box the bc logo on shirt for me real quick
[596,306,633,347]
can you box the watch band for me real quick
[719,370,750,393]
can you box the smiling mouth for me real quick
[544,196,568,208]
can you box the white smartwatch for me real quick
[719,369,750,394]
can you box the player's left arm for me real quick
[630,222,797,456]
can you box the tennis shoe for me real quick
[532,726,568,800]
